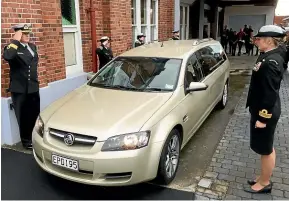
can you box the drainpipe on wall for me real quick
[88,0,97,73]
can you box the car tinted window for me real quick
[185,53,204,88]
[197,44,226,77]
[88,57,182,92]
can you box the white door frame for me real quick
[180,3,190,40]
[62,0,83,77]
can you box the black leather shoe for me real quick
[248,179,272,186]
[23,143,33,149]
[243,183,272,194]
[247,180,257,186]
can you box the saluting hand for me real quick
[255,120,266,128]
[13,30,22,41]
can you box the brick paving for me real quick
[195,71,289,200]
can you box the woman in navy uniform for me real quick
[245,25,287,193]
[96,36,113,70]
[3,23,40,149]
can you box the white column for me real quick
[174,0,180,31]
[136,0,141,35]
[198,0,204,39]
[146,0,151,42]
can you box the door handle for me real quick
[183,115,188,122]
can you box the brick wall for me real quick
[274,15,289,26]
[1,0,48,97]
[158,0,175,41]
[41,0,66,83]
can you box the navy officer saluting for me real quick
[96,36,113,71]
[245,25,287,194]
[3,23,40,149]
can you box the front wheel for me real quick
[156,129,181,185]
[217,81,228,109]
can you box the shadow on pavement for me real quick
[1,148,195,200]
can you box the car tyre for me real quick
[217,81,228,109]
[156,129,181,185]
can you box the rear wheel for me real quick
[217,81,228,109]
[156,129,181,185]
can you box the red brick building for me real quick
[274,15,289,26]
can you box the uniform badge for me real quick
[253,62,262,71]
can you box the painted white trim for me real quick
[1,73,88,145]
[174,0,180,31]
[62,0,83,77]
[155,0,158,41]
[180,3,190,39]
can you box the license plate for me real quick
[51,154,79,171]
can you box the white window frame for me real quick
[62,0,83,77]
[132,0,158,45]
[180,3,190,40]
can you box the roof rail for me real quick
[192,38,214,46]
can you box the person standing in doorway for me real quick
[245,25,287,194]
[96,36,113,71]
[3,23,40,149]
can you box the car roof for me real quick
[120,38,220,59]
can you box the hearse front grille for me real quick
[49,128,97,146]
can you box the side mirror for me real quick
[186,82,208,92]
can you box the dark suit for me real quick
[134,40,144,47]
[3,40,40,146]
[246,48,286,155]
[96,45,113,70]
[171,36,179,40]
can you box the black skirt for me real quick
[249,108,280,155]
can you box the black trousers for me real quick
[11,92,40,145]
[237,41,244,55]
[229,41,233,54]
[232,43,237,56]
[221,40,228,53]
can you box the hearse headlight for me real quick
[101,131,150,151]
[35,116,44,137]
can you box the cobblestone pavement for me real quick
[194,71,289,200]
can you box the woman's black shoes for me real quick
[247,180,257,185]
[244,182,273,194]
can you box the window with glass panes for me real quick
[60,0,83,76]
[131,0,158,46]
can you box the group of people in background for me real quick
[221,24,259,56]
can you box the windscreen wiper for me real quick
[143,87,172,92]
[110,85,141,91]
